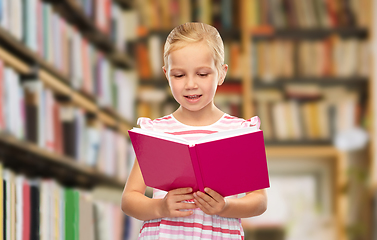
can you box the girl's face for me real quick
[163,41,227,114]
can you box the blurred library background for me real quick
[0,0,375,240]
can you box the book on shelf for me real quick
[0,166,129,240]
[79,192,95,240]
[129,127,270,197]
[244,0,369,29]
[29,179,40,240]
[1,0,137,120]
[136,0,239,31]
[0,61,133,180]
[253,38,370,82]
[254,86,362,142]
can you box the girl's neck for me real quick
[172,105,225,127]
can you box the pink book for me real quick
[128,127,270,197]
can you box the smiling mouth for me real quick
[184,95,202,99]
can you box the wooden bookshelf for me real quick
[45,0,134,69]
[115,0,134,9]
[253,77,369,89]
[0,0,138,238]
[265,140,333,146]
[0,45,132,131]
[239,0,373,239]
[266,145,338,158]
[0,0,139,190]
[139,29,241,41]
[0,25,70,84]
[0,25,134,124]
[0,15,134,128]
[0,133,124,189]
[0,46,130,190]
[252,28,368,40]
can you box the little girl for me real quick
[122,22,267,240]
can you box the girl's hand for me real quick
[193,188,227,215]
[159,187,196,218]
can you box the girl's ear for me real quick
[162,66,169,81]
[218,64,228,86]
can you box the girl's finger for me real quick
[193,192,212,209]
[171,187,193,195]
[204,188,223,202]
[193,198,209,213]
[196,191,218,208]
[196,191,213,202]
[176,202,196,210]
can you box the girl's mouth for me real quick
[184,95,202,102]
[185,95,202,100]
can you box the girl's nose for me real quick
[185,76,198,89]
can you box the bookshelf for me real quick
[45,0,134,68]
[0,0,138,181]
[0,0,139,239]
[239,0,373,240]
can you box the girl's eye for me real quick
[175,75,184,78]
[198,73,208,77]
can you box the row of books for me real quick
[2,48,137,121]
[0,60,137,181]
[0,0,138,111]
[0,165,132,240]
[252,37,370,81]
[75,0,114,35]
[74,0,138,45]
[254,87,362,141]
[244,0,370,29]
[137,37,242,80]
[136,0,240,31]
[0,0,138,51]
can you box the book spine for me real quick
[188,146,204,192]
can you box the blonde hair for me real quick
[164,22,225,73]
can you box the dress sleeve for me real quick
[241,116,261,130]
[137,117,154,130]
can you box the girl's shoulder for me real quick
[136,115,175,130]
[222,114,261,130]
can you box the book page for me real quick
[129,128,190,145]
[130,127,261,145]
[195,128,260,144]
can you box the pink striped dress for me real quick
[137,113,261,240]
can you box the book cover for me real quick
[22,179,30,240]
[15,176,24,240]
[29,179,40,240]
[79,193,95,240]
[65,188,79,240]
[60,105,77,159]
[129,127,270,197]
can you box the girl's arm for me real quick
[121,159,197,221]
[219,189,267,218]
[193,188,267,219]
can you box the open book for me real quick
[128,127,270,197]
